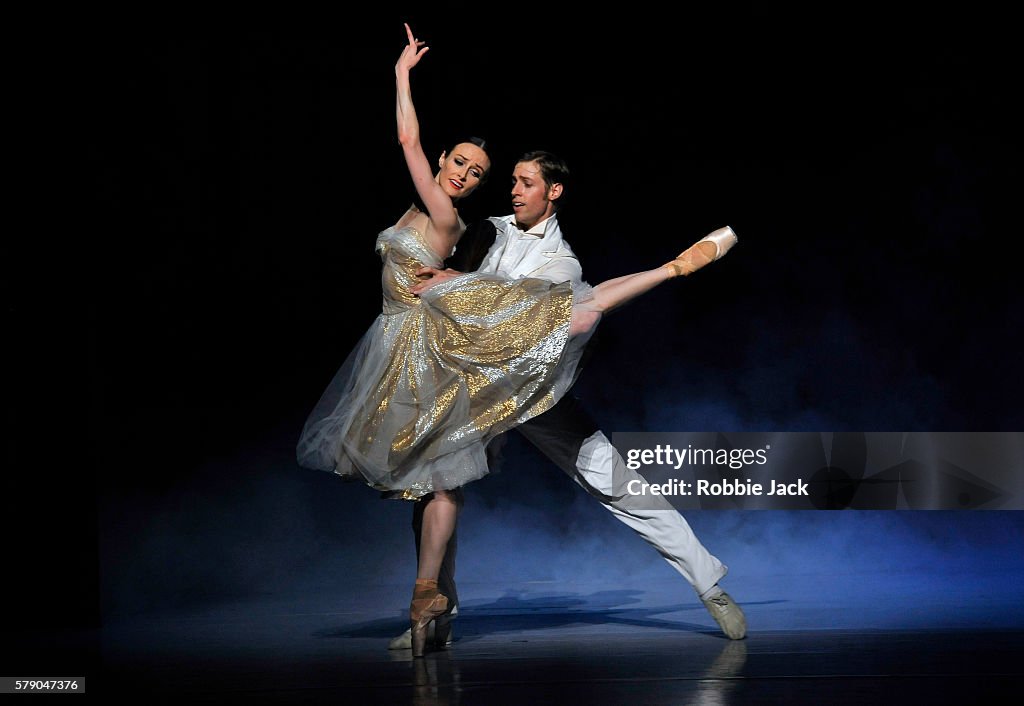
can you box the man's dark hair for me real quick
[517,150,569,191]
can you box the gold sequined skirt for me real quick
[296,273,593,498]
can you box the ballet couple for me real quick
[297,24,745,656]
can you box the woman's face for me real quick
[436,143,490,200]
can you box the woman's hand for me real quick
[396,22,429,75]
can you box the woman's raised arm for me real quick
[395,23,460,248]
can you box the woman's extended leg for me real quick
[570,226,737,336]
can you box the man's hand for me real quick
[410,266,463,295]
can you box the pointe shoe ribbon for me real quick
[410,578,448,657]
[664,226,738,278]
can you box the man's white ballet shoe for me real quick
[388,627,415,650]
[702,591,747,640]
[388,614,454,650]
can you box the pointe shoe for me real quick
[664,226,738,278]
[410,578,449,657]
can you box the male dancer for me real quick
[391,151,746,648]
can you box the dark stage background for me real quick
[7,10,1023,641]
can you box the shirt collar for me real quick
[488,214,573,262]
[509,214,556,237]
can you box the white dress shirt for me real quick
[477,214,583,287]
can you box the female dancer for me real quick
[296,24,736,656]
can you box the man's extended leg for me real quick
[516,395,746,638]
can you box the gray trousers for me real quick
[515,394,727,594]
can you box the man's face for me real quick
[510,160,560,230]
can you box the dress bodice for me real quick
[376,226,445,313]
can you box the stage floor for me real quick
[11,575,1024,703]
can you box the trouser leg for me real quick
[517,395,727,594]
